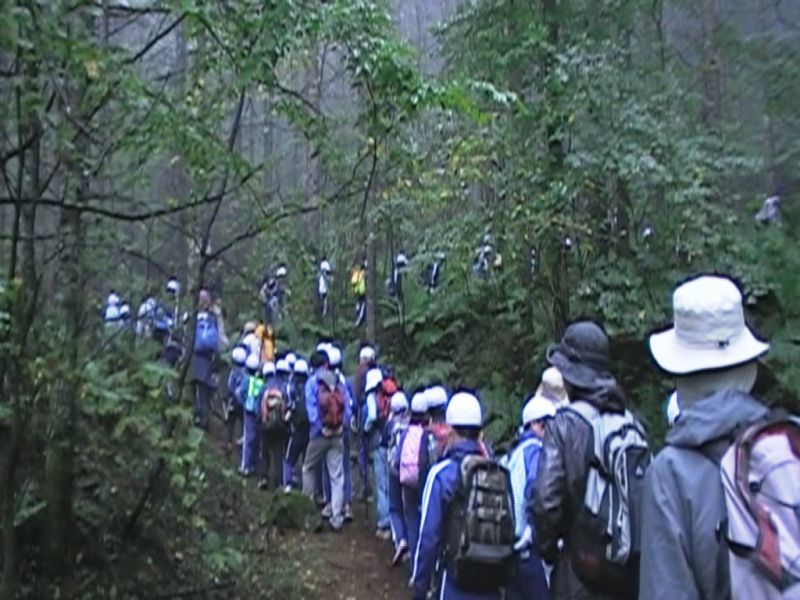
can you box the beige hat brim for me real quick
[649,326,769,375]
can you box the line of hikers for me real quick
[113,272,800,599]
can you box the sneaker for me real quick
[238,467,252,478]
[321,504,333,519]
[258,479,269,491]
[375,528,391,541]
[283,485,293,494]
[392,540,409,566]
[343,504,354,522]
[329,518,344,532]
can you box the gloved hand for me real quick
[513,524,533,552]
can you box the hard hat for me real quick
[411,391,429,414]
[325,346,342,367]
[107,292,120,306]
[426,386,448,409]
[396,252,408,267]
[359,346,376,362]
[316,341,331,354]
[446,392,482,428]
[232,346,247,365]
[666,391,681,427]
[293,359,310,376]
[166,278,180,295]
[286,353,297,368]
[276,359,290,374]
[320,260,332,273]
[522,395,556,425]
[262,361,276,377]
[119,303,131,317]
[245,354,260,371]
[365,368,383,393]
[390,392,409,413]
[276,266,287,277]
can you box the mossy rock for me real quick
[261,491,320,532]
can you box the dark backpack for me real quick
[444,454,515,593]
[194,311,219,353]
[566,401,651,599]
[317,373,345,436]
[290,378,309,427]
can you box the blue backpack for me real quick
[194,312,219,353]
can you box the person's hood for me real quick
[445,438,484,462]
[666,389,768,448]
[575,384,626,413]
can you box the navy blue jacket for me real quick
[410,439,501,600]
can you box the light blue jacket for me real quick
[501,430,543,540]
[411,439,501,600]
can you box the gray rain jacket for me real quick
[638,389,768,600]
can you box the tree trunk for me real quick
[366,230,378,345]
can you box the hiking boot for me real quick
[343,504,354,522]
[258,479,269,491]
[321,504,333,519]
[392,540,409,566]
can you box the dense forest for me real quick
[1,0,799,597]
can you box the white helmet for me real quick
[446,392,482,427]
[411,391,429,414]
[286,353,297,368]
[262,361,276,377]
[426,386,448,409]
[365,368,383,393]
[276,359,290,374]
[320,260,332,273]
[325,346,343,367]
[359,346,376,362]
[522,395,556,425]
[294,359,310,376]
[316,341,332,354]
[107,292,120,306]
[119,303,131,317]
[390,392,409,413]
[396,252,408,267]
[245,354,260,371]
[276,266,287,277]
[166,278,180,295]
[232,346,247,365]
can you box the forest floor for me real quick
[196,419,411,600]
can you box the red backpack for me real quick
[376,376,397,421]
[317,372,345,436]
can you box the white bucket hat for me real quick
[649,275,769,375]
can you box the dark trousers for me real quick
[193,382,213,429]
[260,427,288,490]
[226,403,243,444]
[506,550,550,600]
[283,424,309,487]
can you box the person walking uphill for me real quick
[302,350,350,531]
[639,275,800,600]
[190,289,226,430]
[502,394,554,600]
[532,321,650,600]
[411,392,515,600]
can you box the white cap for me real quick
[232,346,247,365]
[666,391,681,427]
[522,395,556,425]
[166,278,180,294]
[245,354,260,371]
[276,266,287,277]
[107,293,120,306]
[426,386,448,409]
[396,252,408,266]
[320,260,332,273]
[316,342,332,354]
[286,353,297,367]
[262,361,276,377]
[390,392,409,413]
[365,368,383,393]
[446,392,482,428]
[359,346,376,362]
[326,346,342,367]
[411,391,429,414]
[276,359,290,373]
[120,303,131,316]
[294,359,310,376]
